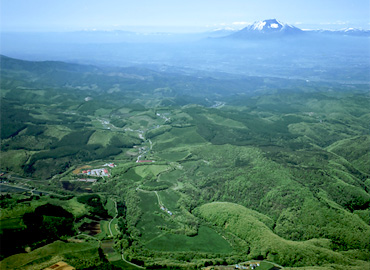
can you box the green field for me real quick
[0,217,25,233]
[158,189,180,210]
[134,164,169,178]
[196,202,370,268]
[0,240,100,270]
[157,150,189,162]
[110,218,119,236]
[136,191,169,242]
[159,169,183,184]
[153,126,207,151]
[111,259,144,270]
[88,130,115,146]
[123,167,142,181]
[98,220,110,238]
[147,226,232,253]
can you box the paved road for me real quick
[0,183,50,196]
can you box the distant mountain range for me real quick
[310,28,370,37]
[220,19,370,39]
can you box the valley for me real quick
[1,54,369,269]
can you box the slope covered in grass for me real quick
[195,202,370,268]
[0,240,100,270]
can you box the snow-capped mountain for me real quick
[228,19,303,38]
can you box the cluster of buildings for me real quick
[79,163,116,177]
[235,262,260,269]
[156,112,170,122]
[160,205,173,216]
[103,163,116,168]
[81,168,109,177]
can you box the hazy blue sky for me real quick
[1,0,369,32]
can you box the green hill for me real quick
[0,240,101,270]
[195,202,370,268]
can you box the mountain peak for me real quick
[228,19,303,39]
[251,19,284,31]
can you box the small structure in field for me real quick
[136,160,155,163]
[44,261,75,270]
[77,178,97,182]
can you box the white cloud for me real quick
[206,21,252,30]
[232,21,251,25]
[320,21,349,25]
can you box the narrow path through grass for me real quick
[108,200,118,237]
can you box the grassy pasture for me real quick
[110,218,119,236]
[43,125,71,140]
[147,226,232,253]
[204,113,244,128]
[117,107,131,114]
[136,191,169,242]
[0,196,89,221]
[101,239,115,255]
[88,130,115,146]
[0,217,25,233]
[153,126,207,151]
[141,180,172,190]
[157,150,189,162]
[46,197,89,219]
[180,160,200,171]
[327,135,370,174]
[159,169,183,184]
[106,197,117,217]
[112,150,133,161]
[99,220,110,238]
[0,150,30,174]
[95,108,113,117]
[0,240,100,270]
[195,202,369,268]
[111,259,143,269]
[134,164,169,178]
[136,189,232,253]
[0,199,45,220]
[158,189,180,210]
[123,167,142,181]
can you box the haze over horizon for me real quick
[1,0,370,33]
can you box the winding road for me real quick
[121,253,145,269]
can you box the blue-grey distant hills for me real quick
[225,19,370,39]
[310,28,370,37]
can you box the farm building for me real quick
[103,163,116,167]
[81,168,109,177]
